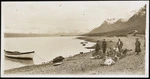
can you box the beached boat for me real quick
[4,50,35,59]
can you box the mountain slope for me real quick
[86,5,146,36]
[89,18,126,34]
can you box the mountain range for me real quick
[84,5,146,36]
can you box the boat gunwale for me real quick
[4,50,35,55]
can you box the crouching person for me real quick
[91,50,104,59]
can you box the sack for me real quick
[104,57,115,66]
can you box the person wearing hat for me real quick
[135,38,141,55]
[95,40,100,54]
[102,39,107,54]
[116,38,123,52]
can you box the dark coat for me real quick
[102,41,107,49]
[95,43,100,51]
[117,41,123,49]
[135,41,141,52]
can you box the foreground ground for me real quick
[4,36,146,76]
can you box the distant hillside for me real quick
[4,32,82,37]
[4,33,52,37]
[85,5,146,36]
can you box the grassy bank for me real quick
[4,36,146,76]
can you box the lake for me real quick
[4,36,95,70]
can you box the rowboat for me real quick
[4,50,35,59]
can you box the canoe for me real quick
[4,50,35,59]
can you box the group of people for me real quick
[93,38,141,66]
[95,39,123,55]
[95,38,141,56]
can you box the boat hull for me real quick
[5,51,34,59]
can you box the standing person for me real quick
[102,39,107,54]
[95,40,100,54]
[92,40,101,57]
[116,39,123,52]
[135,38,141,55]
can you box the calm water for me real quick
[4,36,95,70]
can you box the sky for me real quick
[2,1,148,34]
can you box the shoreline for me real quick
[4,36,145,75]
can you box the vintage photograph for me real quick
[1,1,149,77]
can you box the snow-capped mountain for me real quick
[105,18,118,24]
[86,5,146,36]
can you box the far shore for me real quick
[4,32,81,38]
[4,36,146,75]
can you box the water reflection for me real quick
[5,57,34,65]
